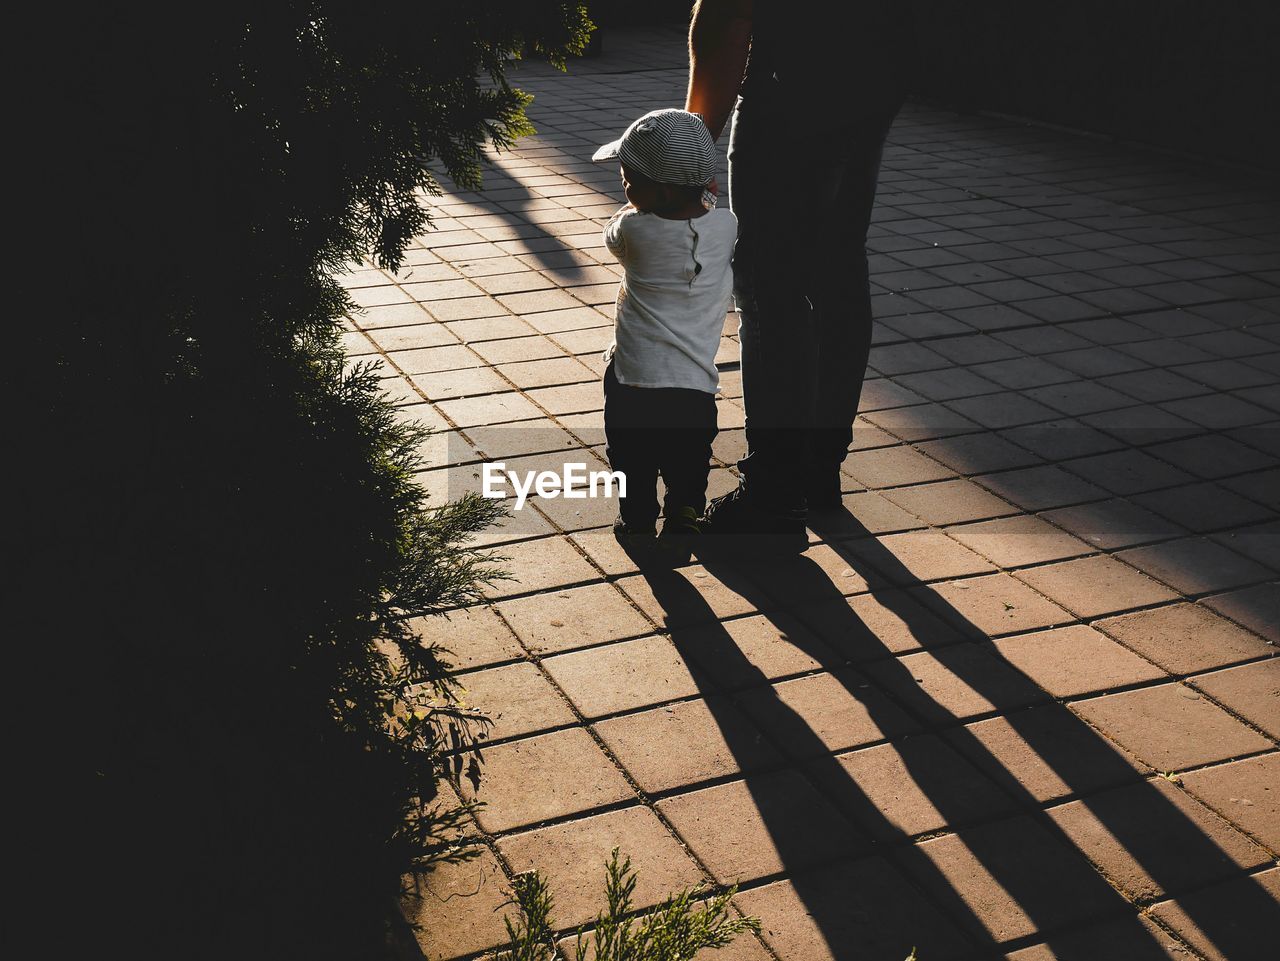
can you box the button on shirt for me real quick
[603,205,737,394]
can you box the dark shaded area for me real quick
[36,5,588,959]
[614,2,1279,168]
[906,1,1280,169]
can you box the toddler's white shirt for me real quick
[603,206,737,394]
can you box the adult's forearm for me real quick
[685,0,753,140]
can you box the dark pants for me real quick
[728,83,903,508]
[603,361,718,529]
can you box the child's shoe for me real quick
[654,506,701,566]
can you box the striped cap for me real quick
[592,108,717,186]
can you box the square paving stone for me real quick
[1004,914,1199,960]
[673,612,846,691]
[409,365,511,401]
[1179,753,1280,850]
[864,645,1050,725]
[818,491,925,538]
[738,670,920,759]
[461,727,633,833]
[1201,582,1279,643]
[1062,449,1194,496]
[1213,521,1280,573]
[594,697,782,794]
[972,355,1077,391]
[656,769,867,884]
[498,805,705,928]
[497,288,583,314]
[561,930,773,961]
[367,322,458,352]
[1094,603,1275,675]
[753,545,879,607]
[893,366,1002,401]
[946,704,1149,804]
[859,377,928,411]
[1117,538,1272,597]
[838,529,997,586]
[1161,393,1273,430]
[411,604,524,671]
[1040,497,1187,550]
[568,526,643,577]
[843,445,956,489]
[1100,366,1209,404]
[1189,659,1280,739]
[1071,683,1273,771]
[359,302,436,329]
[456,661,577,740]
[947,392,1061,430]
[974,465,1109,512]
[467,502,558,547]
[1047,777,1270,903]
[533,484,625,532]
[420,295,510,323]
[913,572,1075,638]
[616,567,761,629]
[471,333,565,364]
[917,432,1044,475]
[1144,433,1276,480]
[989,624,1167,698]
[804,589,964,661]
[390,343,482,375]
[436,390,544,428]
[1016,555,1179,619]
[1024,381,1136,417]
[497,355,596,390]
[542,634,701,718]
[883,478,1021,526]
[944,515,1097,568]
[1148,868,1280,961]
[897,814,1130,946]
[809,734,1015,841]
[736,856,975,961]
[483,535,603,598]
[402,847,513,960]
[1005,419,1126,462]
[862,402,982,442]
[1135,482,1276,534]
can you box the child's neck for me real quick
[648,197,711,220]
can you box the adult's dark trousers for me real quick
[728,84,903,508]
[603,361,718,528]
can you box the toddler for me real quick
[592,108,736,562]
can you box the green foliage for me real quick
[494,849,760,961]
[45,3,592,959]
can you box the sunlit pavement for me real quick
[345,26,1279,961]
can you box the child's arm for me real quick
[604,205,632,262]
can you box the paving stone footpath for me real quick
[342,27,1280,961]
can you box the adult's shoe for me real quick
[699,486,808,556]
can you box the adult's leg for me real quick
[806,102,903,476]
[603,364,660,529]
[728,93,855,510]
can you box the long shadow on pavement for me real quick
[635,515,1278,960]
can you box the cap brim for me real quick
[592,139,622,162]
